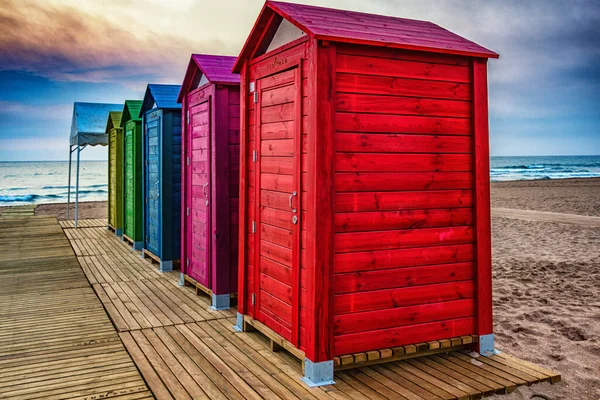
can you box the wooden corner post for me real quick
[306,39,336,365]
[179,96,187,284]
[472,58,494,352]
[237,61,249,317]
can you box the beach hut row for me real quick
[100,0,498,386]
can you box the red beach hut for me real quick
[234,1,499,385]
[178,54,240,310]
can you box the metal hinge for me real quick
[186,110,190,124]
[252,150,257,162]
[253,91,258,103]
[186,157,190,166]
[186,258,190,266]
[145,198,148,204]
[186,207,190,216]
[251,293,256,305]
[145,235,148,242]
[249,81,255,93]
[251,221,256,233]
[145,159,148,166]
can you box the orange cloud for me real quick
[0,0,236,86]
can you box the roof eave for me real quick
[232,2,273,73]
[313,34,499,59]
[177,55,198,103]
[140,86,155,117]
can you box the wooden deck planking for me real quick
[59,218,109,228]
[63,225,233,332]
[120,318,560,400]
[94,278,235,332]
[59,219,560,399]
[67,226,180,282]
[0,216,152,400]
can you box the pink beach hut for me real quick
[178,54,241,310]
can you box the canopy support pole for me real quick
[74,144,88,228]
[67,145,75,219]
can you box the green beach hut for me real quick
[106,111,124,236]
[121,100,144,249]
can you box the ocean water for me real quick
[490,155,600,182]
[1,157,599,206]
[0,161,108,207]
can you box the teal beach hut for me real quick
[140,84,182,272]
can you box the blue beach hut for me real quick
[139,84,182,272]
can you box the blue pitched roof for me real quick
[140,84,182,116]
[70,102,122,146]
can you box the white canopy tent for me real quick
[68,102,122,227]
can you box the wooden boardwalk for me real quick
[0,215,560,399]
[62,220,560,400]
[0,216,152,399]
[59,218,108,228]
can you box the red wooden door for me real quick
[187,99,211,287]
[254,67,302,345]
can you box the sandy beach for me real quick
[1,178,598,399]
[491,178,600,400]
[0,201,107,219]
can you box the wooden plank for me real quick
[303,39,336,363]
[336,93,471,118]
[335,133,471,154]
[335,153,472,173]
[334,243,474,274]
[334,299,474,335]
[472,58,493,345]
[336,53,471,83]
[496,352,561,383]
[334,208,473,233]
[336,113,471,135]
[334,226,473,253]
[119,332,173,400]
[335,171,473,192]
[334,317,475,356]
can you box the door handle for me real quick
[203,182,209,206]
[155,180,160,197]
[289,191,297,213]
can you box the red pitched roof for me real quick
[233,1,498,72]
[178,54,239,102]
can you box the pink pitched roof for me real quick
[178,54,239,102]
[233,1,498,72]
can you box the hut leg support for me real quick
[115,228,122,237]
[211,294,230,310]
[159,260,173,273]
[133,241,143,250]
[301,359,335,387]
[178,273,185,287]
[479,333,500,356]
[234,312,244,332]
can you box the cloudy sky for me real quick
[0,0,599,160]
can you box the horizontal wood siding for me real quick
[166,110,182,261]
[332,44,475,356]
[228,87,241,292]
